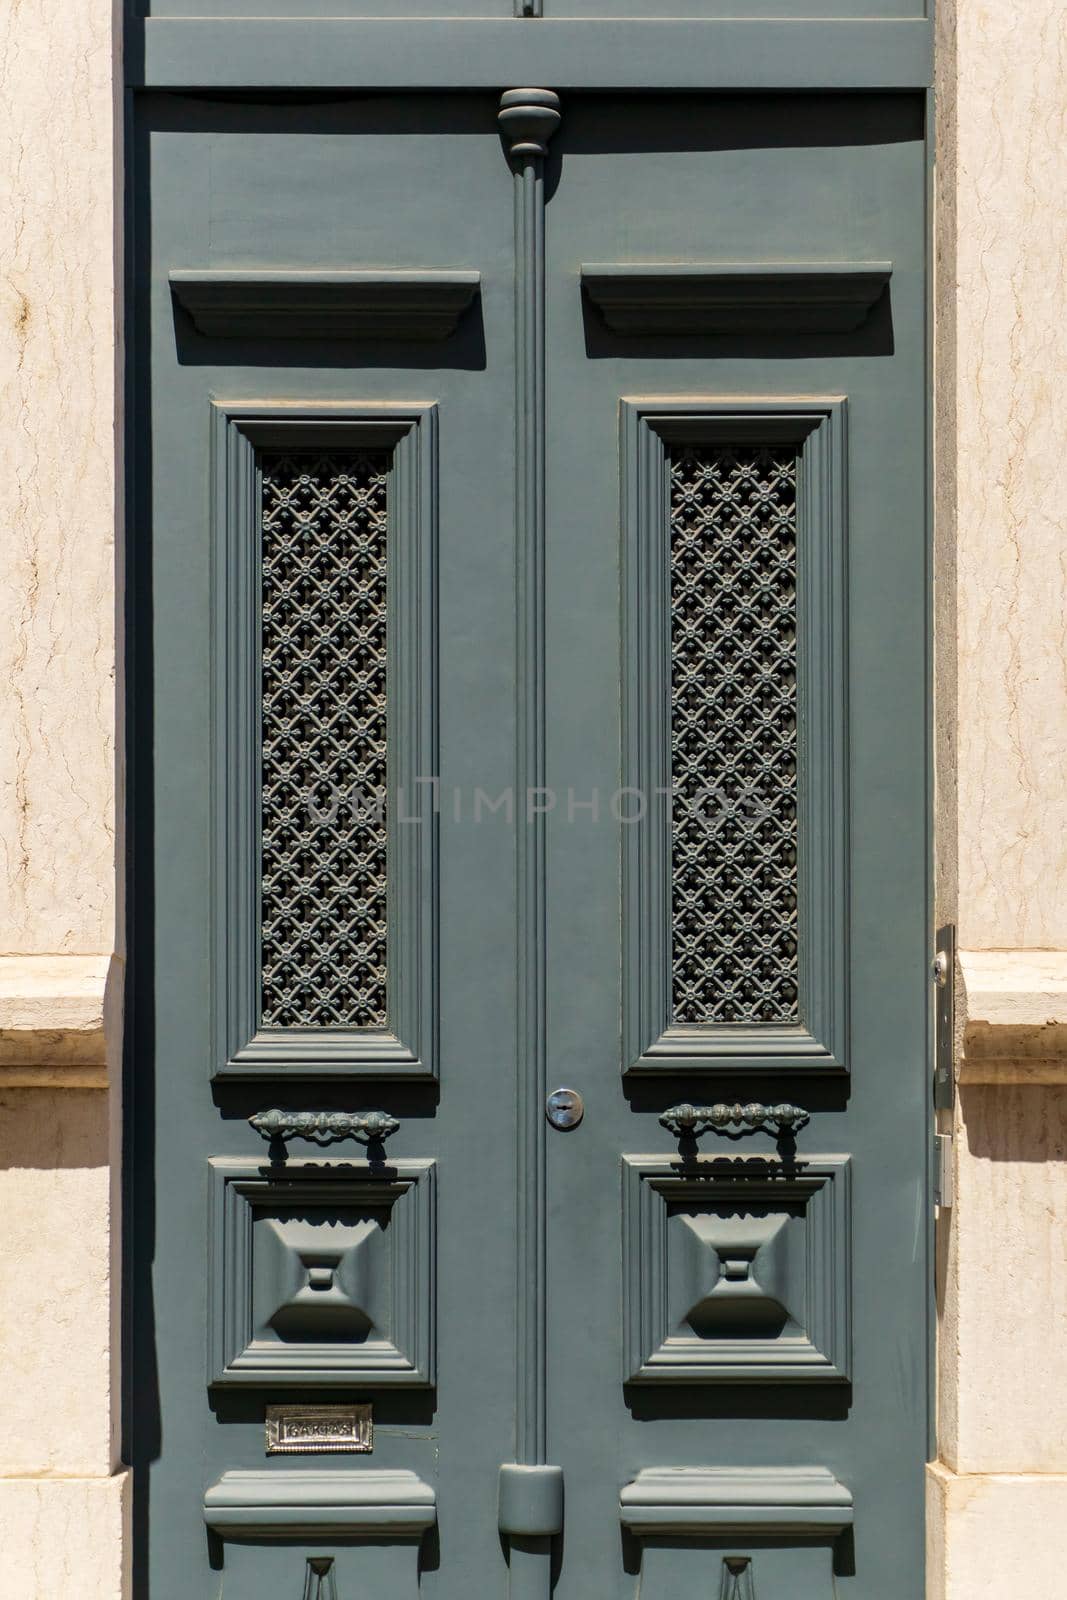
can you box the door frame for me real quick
[122,11,938,1590]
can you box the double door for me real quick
[129,85,930,1599]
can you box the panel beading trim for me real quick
[208,1156,436,1387]
[622,1153,851,1383]
[621,399,848,1075]
[500,86,561,1478]
[211,403,438,1080]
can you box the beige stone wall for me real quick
[0,0,1065,1594]
[0,1,124,1596]
[0,1091,114,1474]
[928,1466,1067,1600]
[934,0,1067,1595]
[0,0,118,959]
[953,1,1067,951]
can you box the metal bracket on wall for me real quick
[932,923,956,1208]
[932,923,956,1111]
[933,1132,954,1210]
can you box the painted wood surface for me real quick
[128,80,930,1600]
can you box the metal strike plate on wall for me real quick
[932,924,956,1111]
[933,1133,954,1210]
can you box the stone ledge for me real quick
[959,950,1067,1083]
[0,956,114,1086]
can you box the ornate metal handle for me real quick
[659,1101,809,1139]
[249,1109,400,1146]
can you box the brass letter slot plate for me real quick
[265,1404,372,1455]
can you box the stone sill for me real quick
[929,1462,1067,1487]
[959,950,1067,1083]
[0,955,115,1087]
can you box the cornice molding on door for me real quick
[959,949,1067,1083]
[133,19,934,94]
[204,1469,437,1538]
[169,270,480,341]
[0,953,115,1087]
[581,262,892,336]
[622,1465,853,1600]
[620,1465,854,1538]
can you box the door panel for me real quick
[130,92,520,1598]
[129,87,929,1600]
[543,92,928,1600]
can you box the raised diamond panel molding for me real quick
[260,450,390,1029]
[669,446,799,1026]
[622,1154,851,1382]
[209,1157,435,1387]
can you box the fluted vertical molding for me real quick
[497,86,562,1600]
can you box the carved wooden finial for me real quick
[498,89,561,159]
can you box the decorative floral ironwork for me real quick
[669,445,799,1025]
[249,1108,400,1146]
[659,1101,810,1138]
[260,451,389,1028]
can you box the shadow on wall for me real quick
[0,1087,110,1171]
[958,1082,1067,1164]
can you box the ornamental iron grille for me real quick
[669,444,800,1025]
[259,450,389,1028]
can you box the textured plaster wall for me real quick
[0,1476,128,1599]
[942,0,1067,1467]
[954,0,1067,950]
[938,1085,1067,1474]
[0,0,117,956]
[933,1,1067,1595]
[0,1092,113,1477]
[927,1466,1067,1600]
[0,1,123,1595]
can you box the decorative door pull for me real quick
[659,1101,809,1138]
[249,1109,400,1146]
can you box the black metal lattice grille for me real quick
[669,446,799,1025]
[259,451,389,1028]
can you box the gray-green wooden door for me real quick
[128,86,930,1600]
